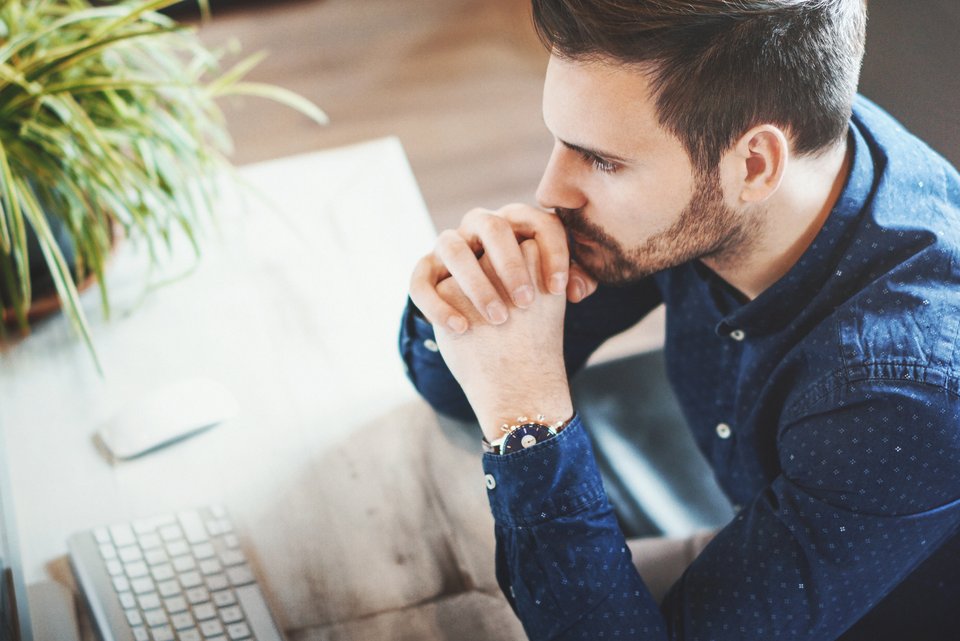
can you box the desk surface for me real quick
[0,138,527,640]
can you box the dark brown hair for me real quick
[531,0,867,172]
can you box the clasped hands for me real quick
[409,204,598,441]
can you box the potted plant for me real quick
[0,0,327,369]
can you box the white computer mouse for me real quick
[98,377,239,460]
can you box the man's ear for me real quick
[725,125,790,204]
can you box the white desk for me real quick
[0,138,527,640]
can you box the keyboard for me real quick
[67,506,285,641]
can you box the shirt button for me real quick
[484,474,496,490]
[716,422,732,439]
[423,338,439,352]
[729,329,746,341]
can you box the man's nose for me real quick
[536,143,587,212]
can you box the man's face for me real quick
[537,55,756,284]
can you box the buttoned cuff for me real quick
[481,416,609,528]
[397,298,474,420]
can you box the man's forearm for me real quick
[484,417,668,640]
[398,299,474,420]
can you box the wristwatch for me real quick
[483,414,570,455]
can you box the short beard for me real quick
[557,170,759,285]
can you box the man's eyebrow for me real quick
[560,139,631,164]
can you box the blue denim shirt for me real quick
[398,96,960,640]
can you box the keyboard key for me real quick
[171,611,195,630]
[205,574,229,592]
[131,625,149,641]
[211,590,236,607]
[193,602,217,621]
[118,591,136,609]
[226,622,251,640]
[200,559,223,576]
[160,525,183,542]
[144,608,169,627]
[172,556,196,573]
[138,533,162,550]
[205,637,226,641]
[125,561,149,579]
[152,564,175,582]
[138,592,161,611]
[223,534,240,549]
[167,540,189,557]
[219,550,245,567]
[110,524,136,547]
[226,565,255,587]
[210,506,227,518]
[94,527,111,544]
[178,511,210,544]
[126,608,143,626]
[131,577,155,595]
[167,540,190,556]
[112,576,130,593]
[235,584,284,641]
[133,514,175,534]
[185,586,210,605]
[206,520,222,536]
[106,560,124,577]
[100,543,118,560]
[157,580,181,598]
[179,629,202,641]
[145,548,168,566]
[180,571,203,589]
[193,543,216,560]
[119,546,144,563]
[219,605,243,624]
[163,595,187,613]
[132,519,155,536]
[216,519,233,534]
[150,624,175,641]
[200,619,224,637]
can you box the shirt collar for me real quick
[711,114,877,338]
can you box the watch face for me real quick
[500,423,557,455]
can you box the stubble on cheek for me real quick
[554,170,753,285]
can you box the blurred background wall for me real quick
[188,0,960,235]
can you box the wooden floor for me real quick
[195,0,553,233]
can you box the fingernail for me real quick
[572,277,586,302]
[512,285,534,308]
[486,302,508,324]
[549,272,568,295]
[447,316,467,333]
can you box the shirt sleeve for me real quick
[398,278,663,421]
[482,380,960,641]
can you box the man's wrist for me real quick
[478,401,574,443]
[483,412,574,455]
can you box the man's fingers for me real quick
[435,229,510,325]
[567,262,599,303]
[518,238,544,290]
[409,254,469,333]
[459,212,534,308]
[460,205,570,297]
[498,205,571,296]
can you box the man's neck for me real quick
[704,134,854,301]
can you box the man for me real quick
[399,1,960,639]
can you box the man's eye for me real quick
[579,151,618,173]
